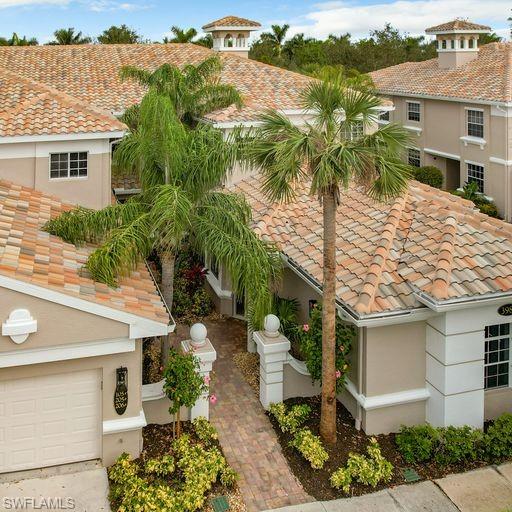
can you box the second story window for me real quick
[50,152,88,179]
[408,148,421,167]
[407,102,421,122]
[467,109,484,139]
[467,162,484,193]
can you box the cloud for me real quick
[86,0,150,12]
[0,0,68,7]
[287,0,510,40]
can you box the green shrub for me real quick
[412,166,443,189]
[477,202,499,218]
[145,455,175,476]
[290,428,329,469]
[330,438,393,493]
[269,402,311,434]
[396,424,440,464]
[435,426,483,466]
[220,466,239,487]
[192,416,219,445]
[191,287,213,317]
[485,413,512,462]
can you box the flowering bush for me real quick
[290,428,329,469]
[297,304,354,392]
[269,402,311,434]
[192,416,219,445]
[330,438,393,493]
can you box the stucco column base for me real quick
[247,325,256,353]
[181,339,217,420]
[254,330,290,409]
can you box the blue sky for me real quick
[0,0,510,44]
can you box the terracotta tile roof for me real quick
[0,43,313,124]
[425,20,491,33]
[232,173,512,316]
[202,16,261,29]
[369,42,512,103]
[0,67,126,138]
[0,180,169,324]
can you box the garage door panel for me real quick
[0,370,101,473]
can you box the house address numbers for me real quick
[498,304,512,316]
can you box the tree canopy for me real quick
[97,24,141,44]
[48,28,91,45]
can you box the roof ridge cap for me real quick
[429,214,458,300]
[354,192,408,314]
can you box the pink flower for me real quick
[303,324,310,332]
[209,394,217,405]
[159,366,164,372]
[204,375,211,385]
[335,370,342,379]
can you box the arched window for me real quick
[442,39,447,49]
[468,38,475,49]
[451,39,456,49]
[236,34,246,47]
[224,34,233,47]
[460,38,465,49]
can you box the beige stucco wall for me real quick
[362,401,426,435]
[363,321,426,397]
[484,387,512,421]
[0,139,113,209]
[0,287,145,467]
[388,96,511,220]
[279,267,322,323]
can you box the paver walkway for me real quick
[201,318,311,512]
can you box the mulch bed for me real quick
[108,423,246,512]
[268,396,490,501]
[232,352,260,395]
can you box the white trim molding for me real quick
[0,338,135,368]
[142,379,165,402]
[460,135,486,149]
[0,274,172,338]
[424,148,461,161]
[403,125,422,135]
[345,379,430,410]
[490,157,512,166]
[103,409,147,435]
[0,131,126,145]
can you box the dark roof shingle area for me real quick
[0,43,311,124]
[0,180,169,324]
[369,42,512,103]
[202,16,261,29]
[232,174,512,316]
[425,20,491,33]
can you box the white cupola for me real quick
[202,15,261,58]
[425,19,491,69]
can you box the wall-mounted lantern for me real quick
[114,367,128,415]
[2,309,37,344]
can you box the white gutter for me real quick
[376,91,511,108]
[0,130,126,144]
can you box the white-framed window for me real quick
[224,34,233,47]
[344,120,364,141]
[467,109,484,138]
[484,323,510,390]
[49,152,88,179]
[407,101,421,122]
[467,162,485,192]
[236,34,246,47]
[378,111,390,122]
[408,148,421,167]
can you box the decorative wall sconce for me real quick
[114,367,128,415]
[2,309,37,344]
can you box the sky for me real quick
[0,0,510,44]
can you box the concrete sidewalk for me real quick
[265,463,512,512]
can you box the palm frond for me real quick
[119,66,152,86]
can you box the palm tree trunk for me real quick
[160,251,175,312]
[320,190,337,445]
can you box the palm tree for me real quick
[261,24,290,56]
[49,28,91,45]
[0,32,38,46]
[245,80,411,443]
[119,55,242,127]
[164,26,198,43]
[45,89,279,327]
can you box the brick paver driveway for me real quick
[195,318,311,512]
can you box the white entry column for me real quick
[426,309,485,428]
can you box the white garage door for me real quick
[0,369,101,473]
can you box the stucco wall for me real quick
[0,287,129,351]
[0,139,112,209]
[485,388,512,420]
[364,321,426,397]
[362,401,426,435]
